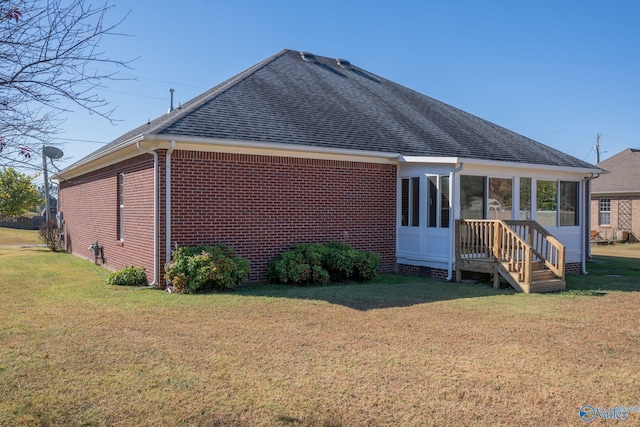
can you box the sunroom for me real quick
[396,158,593,292]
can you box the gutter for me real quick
[165,141,176,284]
[136,141,159,287]
[582,172,601,274]
[447,162,464,281]
[143,134,401,162]
[400,156,600,175]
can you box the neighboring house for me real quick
[57,49,601,291]
[590,148,640,243]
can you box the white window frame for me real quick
[599,198,611,226]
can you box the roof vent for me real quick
[299,51,316,62]
[168,88,175,114]
[336,58,351,68]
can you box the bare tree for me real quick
[0,0,130,169]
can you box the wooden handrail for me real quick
[503,220,565,278]
[456,219,566,288]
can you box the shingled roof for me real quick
[591,148,640,194]
[64,49,596,171]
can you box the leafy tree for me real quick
[0,0,131,170]
[536,180,557,211]
[37,182,57,208]
[0,167,42,217]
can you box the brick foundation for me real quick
[565,262,583,275]
[397,264,449,280]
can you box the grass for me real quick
[1,231,639,426]
[0,226,41,245]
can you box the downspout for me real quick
[165,141,176,283]
[582,173,600,274]
[136,141,159,287]
[447,163,465,281]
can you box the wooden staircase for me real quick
[456,220,566,293]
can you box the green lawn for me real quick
[1,232,639,426]
[0,226,41,245]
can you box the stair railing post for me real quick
[525,245,532,292]
[493,221,501,262]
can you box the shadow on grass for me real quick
[238,252,640,309]
[237,275,514,311]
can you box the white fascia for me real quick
[55,135,147,180]
[145,134,401,163]
[399,155,602,175]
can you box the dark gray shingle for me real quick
[65,49,596,170]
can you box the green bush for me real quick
[106,266,147,286]
[267,243,330,286]
[353,250,381,281]
[268,241,380,285]
[165,244,251,293]
[324,240,358,281]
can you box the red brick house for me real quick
[57,49,601,289]
[590,148,640,243]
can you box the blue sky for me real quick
[53,0,640,169]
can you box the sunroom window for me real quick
[460,175,486,219]
[536,180,579,227]
[536,180,557,227]
[488,177,512,220]
[559,181,579,226]
[401,177,420,227]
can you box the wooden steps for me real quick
[498,260,566,293]
[529,261,565,292]
[456,220,567,294]
[529,278,566,293]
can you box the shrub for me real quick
[165,244,251,293]
[39,220,62,251]
[267,243,330,286]
[106,266,147,286]
[324,240,358,281]
[268,241,380,285]
[353,250,381,282]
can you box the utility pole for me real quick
[42,146,50,222]
[595,133,601,163]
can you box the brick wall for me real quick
[590,193,640,243]
[166,150,397,282]
[59,155,156,279]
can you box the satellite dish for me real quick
[43,146,64,159]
